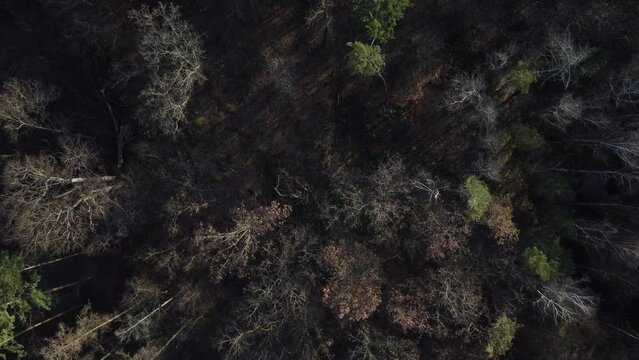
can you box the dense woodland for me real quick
[1,0,639,358]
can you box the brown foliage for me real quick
[486,196,519,245]
[387,280,432,334]
[414,207,471,262]
[318,242,382,321]
[387,268,485,341]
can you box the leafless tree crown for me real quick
[0,78,59,139]
[128,2,206,137]
[542,31,594,89]
[535,280,598,325]
[1,137,124,255]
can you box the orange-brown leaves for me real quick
[318,242,382,321]
[486,196,519,245]
[387,280,432,334]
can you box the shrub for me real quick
[347,41,385,77]
[495,61,538,101]
[533,175,574,203]
[485,314,519,358]
[462,176,492,221]
[509,123,544,152]
[523,246,560,281]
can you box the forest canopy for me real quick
[1,0,639,359]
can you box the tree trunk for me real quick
[44,277,92,293]
[22,252,83,272]
[0,305,82,346]
[117,294,179,338]
[58,306,135,352]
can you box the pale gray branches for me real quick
[347,324,419,360]
[1,137,126,255]
[535,280,598,324]
[128,2,206,136]
[443,71,487,112]
[0,79,60,139]
[321,156,439,244]
[543,94,608,131]
[575,222,639,268]
[444,70,499,126]
[542,31,594,89]
[40,306,118,360]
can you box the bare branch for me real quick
[0,79,60,139]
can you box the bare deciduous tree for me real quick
[193,201,292,281]
[575,129,639,170]
[1,137,127,255]
[575,222,639,268]
[218,225,322,359]
[128,2,206,137]
[542,31,594,89]
[40,305,122,360]
[535,280,598,324]
[443,71,487,111]
[367,156,412,241]
[348,324,420,360]
[475,155,504,182]
[322,156,436,244]
[610,72,639,108]
[428,268,485,340]
[412,208,470,262]
[543,94,608,131]
[305,0,335,47]
[218,276,311,359]
[0,79,59,139]
[487,44,517,71]
[544,93,584,131]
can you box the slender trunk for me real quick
[570,202,639,210]
[2,278,91,308]
[22,252,83,272]
[152,315,202,360]
[117,294,179,338]
[22,123,63,134]
[543,168,639,185]
[0,305,82,346]
[99,352,112,360]
[377,71,388,101]
[58,306,135,352]
[70,175,118,184]
[44,277,92,293]
[100,89,124,168]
